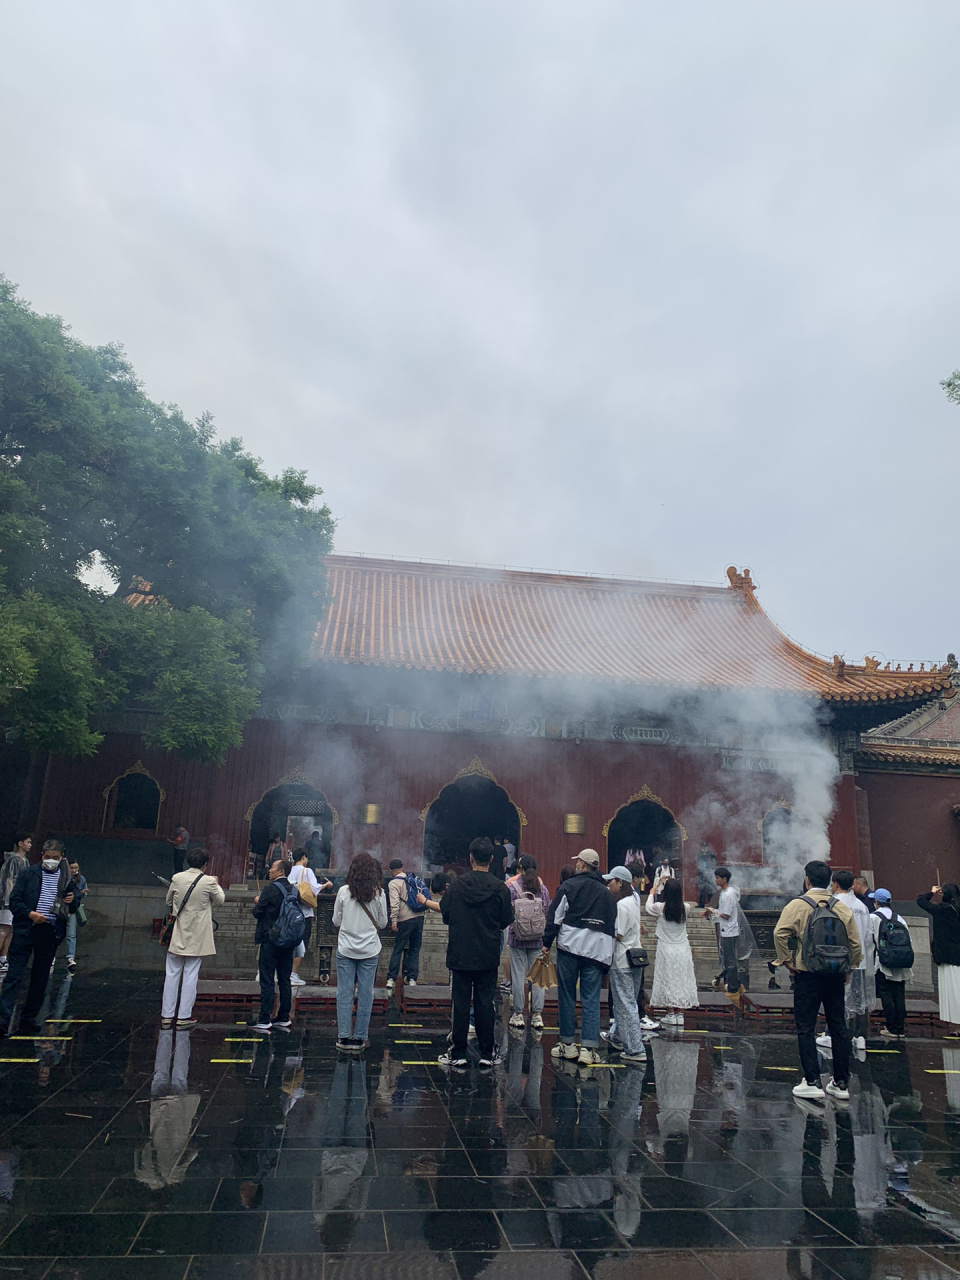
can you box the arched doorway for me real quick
[101,761,165,832]
[604,785,683,877]
[422,757,524,872]
[760,800,795,864]
[247,771,336,875]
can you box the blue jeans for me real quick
[65,913,78,960]
[336,952,379,1040]
[557,948,604,1049]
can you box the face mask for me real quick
[42,858,59,872]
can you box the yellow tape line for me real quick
[46,1019,101,1024]
[9,1036,71,1041]
[224,1038,265,1042]
[761,1066,796,1071]
[210,1058,254,1064]
[0,1058,39,1063]
[395,1040,432,1044]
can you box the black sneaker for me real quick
[336,1037,353,1051]
[438,1050,468,1068]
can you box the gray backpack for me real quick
[800,894,852,976]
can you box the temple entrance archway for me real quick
[604,785,684,876]
[422,758,524,872]
[247,771,336,875]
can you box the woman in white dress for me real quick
[646,875,699,1026]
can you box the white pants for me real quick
[162,953,203,1019]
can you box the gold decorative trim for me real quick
[602,784,687,843]
[101,760,166,832]
[418,759,528,829]
[453,756,498,783]
[243,770,339,826]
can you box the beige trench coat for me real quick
[166,871,225,957]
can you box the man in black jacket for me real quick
[0,839,78,1037]
[438,837,514,1069]
[249,858,297,1033]
[541,849,617,1067]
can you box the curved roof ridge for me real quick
[313,555,952,705]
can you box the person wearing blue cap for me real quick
[870,889,914,1039]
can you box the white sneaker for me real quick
[578,1047,602,1067]
[290,974,306,986]
[793,1080,826,1099]
[825,1078,850,1101]
[815,1033,832,1049]
[853,1036,866,1051]
[531,1014,544,1030]
[385,979,395,991]
[509,1013,525,1029]
[406,978,417,987]
[551,1042,579,1061]
[639,1016,660,1031]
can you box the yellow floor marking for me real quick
[925,1069,960,1074]
[210,1058,254,1064]
[760,1066,796,1071]
[400,1060,441,1066]
[224,1038,264,1042]
[711,1045,733,1050]
[46,1018,100,1024]
[865,1050,899,1054]
[0,1058,39,1063]
[395,1040,432,1044]
[9,1036,71,1041]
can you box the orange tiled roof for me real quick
[313,556,953,705]
[857,742,960,770]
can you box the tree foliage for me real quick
[0,278,334,761]
[943,370,960,406]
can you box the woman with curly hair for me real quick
[333,852,388,1051]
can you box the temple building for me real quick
[16,556,960,900]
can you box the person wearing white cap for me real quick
[871,888,914,1039]
[541,849,617,1066]
[602,867,646,1065]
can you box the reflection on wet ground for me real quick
[4,965,960,1279]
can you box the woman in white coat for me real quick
[162,849,225,1030]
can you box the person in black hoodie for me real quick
[541,849,617,1067]
[249,858,297,1032]
[438,837,514,1070]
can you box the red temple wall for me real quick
[35,720,862,891]
[856,770,960,899]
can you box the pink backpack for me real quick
[513,890,546,942]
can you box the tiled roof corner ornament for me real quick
[725,566,755,593]
[864,656,881,672]
[832,654,846,679]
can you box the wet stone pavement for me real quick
[4,966,960,1280]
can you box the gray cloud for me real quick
[3,0,959,666]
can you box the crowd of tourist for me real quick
[2,822,957,1108]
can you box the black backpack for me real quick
[800,894,852,976]
[876,915,914,970]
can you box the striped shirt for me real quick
[36,869,60,921]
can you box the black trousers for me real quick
[721,936,739,992]
[387,916,424,981]
[794,969,850,1086]
[876,971,906,1035]
[258,940,294,1024]
[0,924,61,1027]
[451,967,497,1057]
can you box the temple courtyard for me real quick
[3,947,960,1280]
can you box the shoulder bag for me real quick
[159,874,204,948]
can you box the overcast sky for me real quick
[3,1,959,666]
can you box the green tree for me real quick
[943,370,960,406]
[0,278,334,762]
